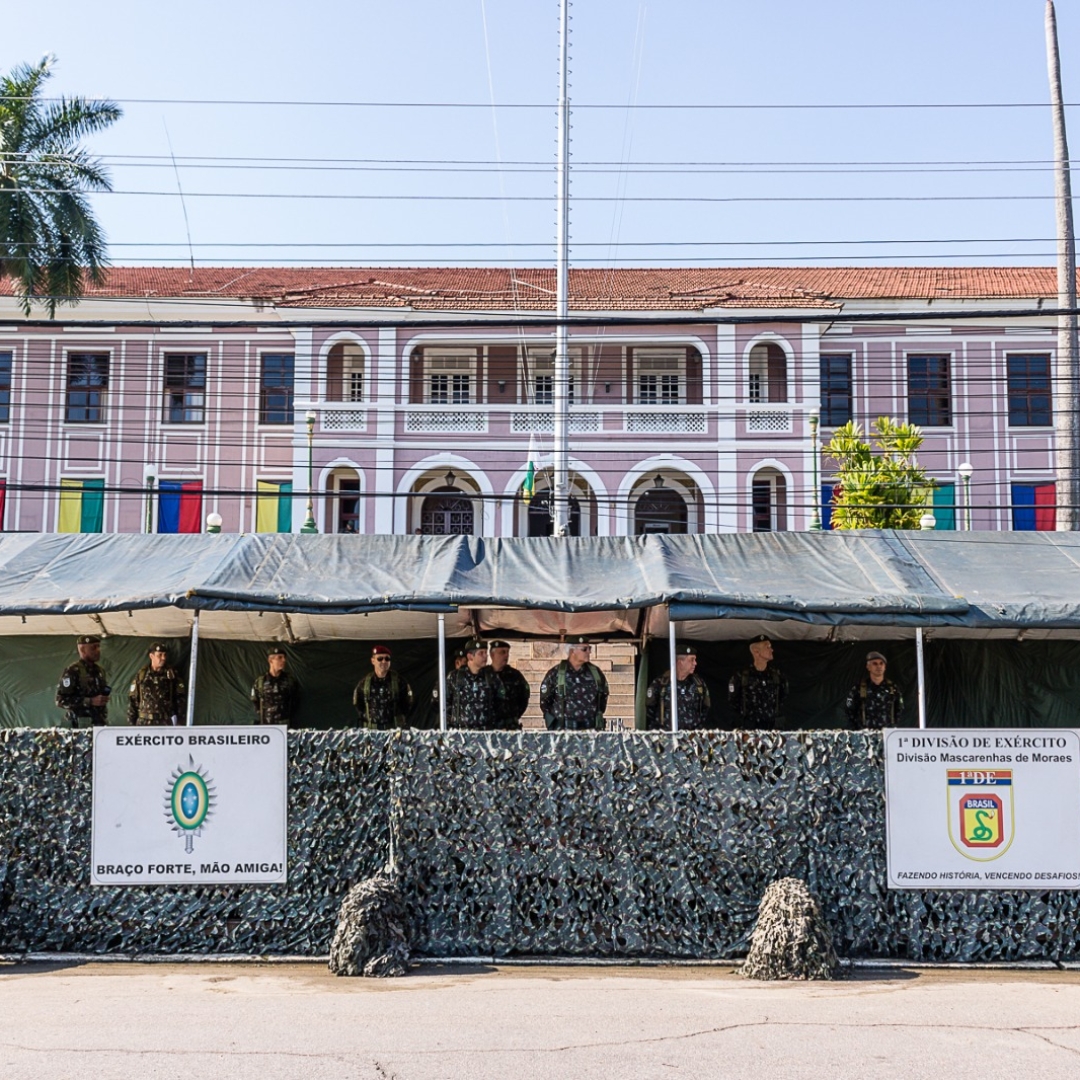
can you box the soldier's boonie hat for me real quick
[676,642,697,655]
[268,645,286,657]
[866,651,887,662]
[76,635,101,646]
[148,641,168,653]
[750,634,771,645]
[464,638,487,653]
[372,645,391,658]
[489,639,510,649]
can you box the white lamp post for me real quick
[958,462,974,531]
[301,410,318,534]
[205,512,223,534]
[919,512,937,531]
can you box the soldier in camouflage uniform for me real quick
[55,634,111,728]
[728,634,788,729]
[845,650,904,729]
[646,643,712,731]
[446,639,510,730]
[250,645,299,726]
[540,637,609,731]
[127,642,187,726]
[353,645,415,730]
[488,639,530,728]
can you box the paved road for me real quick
[2,962,1079,1079]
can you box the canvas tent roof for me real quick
[0,530,1074,640]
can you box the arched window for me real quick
[635,482,689,534]
[326,342,365,402]
[748,342,788,404]
[751,469,788,532]
[420,487,474,535]
[525,492,581,537]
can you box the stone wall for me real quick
[1,729,1077,961]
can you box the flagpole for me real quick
[552,0,571,536]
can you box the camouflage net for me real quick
[1,728,1079,961]
[741,877,839,981]
[328,870,410,977]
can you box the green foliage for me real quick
[823,417,932,529]
[0,56,121,316]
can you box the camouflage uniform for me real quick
[646,671,712,731]
[446,666,510,730]
[353,671,414,730]
[127,666,187,726]
[727,665,787,729]
[845,677,904,729]
[56,658,110,728]
[540,660,609,731]
[251,671,300,726]
[492,665,531,728]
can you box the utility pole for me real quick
[552,0,572,536]
[1047,1,1080,529]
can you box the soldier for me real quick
[728,634,788,729]
[55,634,111,728]
[539,637,609,731]
[845,650,905,729]
[453,648,467,671]
[127,642,187,726]
[250,645,299,726]
[353,645,415,730]
[646,643,711,731]
[446,639,510,730]
[488,639,530,728]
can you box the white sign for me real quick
[91,726,288,886]
[885,728,1080,890]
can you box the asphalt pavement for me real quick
[2,961,1079,1079]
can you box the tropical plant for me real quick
[0,56,121,316]
[823,416,932,529]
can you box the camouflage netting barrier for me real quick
[741,877,839,980]
[328,870,410,977]
[1,728,1079,960]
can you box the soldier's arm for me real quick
[174,677,188,723]
[127,678,139,725]
[894,684,905,720]
[517,675,531,717]
[352,681,364,718]
[727,672,741,712]
[55,667,80,712]
[595,667,609,728]
[644,679,661,730]
[250,679,262,717]
[844,685,859,726]
[539,672,560,729]
[400,680,415,717]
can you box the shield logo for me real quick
[947,769,1014,861]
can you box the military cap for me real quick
[488,639,510,650]
[568,635,592,646]
[453,648,467,659]
[464,638,487,653]
[148,642,168,654]
[371,645,391,657]
[676,642,698,656]
[750,634,772,644]
[866,651,887,662]
[268,645,287,657]
[76,635,101,646]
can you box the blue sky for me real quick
[4,0,1078,268]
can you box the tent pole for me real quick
[916,626,927,730]
[437,613,447,732]
[185,611,199,727]
[668,610,679,732]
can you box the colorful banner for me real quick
[58,478,104,533]
[255,480,293,533]
[885,728,1080,890]
[158,480,203,534]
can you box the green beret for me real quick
[464,638,487,653]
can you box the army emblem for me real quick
[947,769,1014,861]
[164,755,216,854]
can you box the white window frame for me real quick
[527,348,581,405]
[635,349,685,406]
[425,351,475,405]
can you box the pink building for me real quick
[0,266,1062,536]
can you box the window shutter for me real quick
[767,344,788,403]
[626,347,635,405]
[685,347,702,404]
[410,349,425,404]
[326,344,344,402]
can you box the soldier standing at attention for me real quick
[646,643,711,731]
[540,637,610,731]
[488,639,530,729]
[56,634,111,728]
[845,651,904,729]
[728,634,788,729]
[251,645,299,726]
[128,642,187,726]
[446,639,509,730]
[353,645,415,730]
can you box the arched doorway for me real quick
[751,469,788,532]
[635,485,688,534]
[525,492,581,537]
[326,467,361,533]
[420,487,475,535]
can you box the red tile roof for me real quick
[0,266,1064,311]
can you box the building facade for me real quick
[0,267,1062,536]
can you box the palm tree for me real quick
[0,56,121,316]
